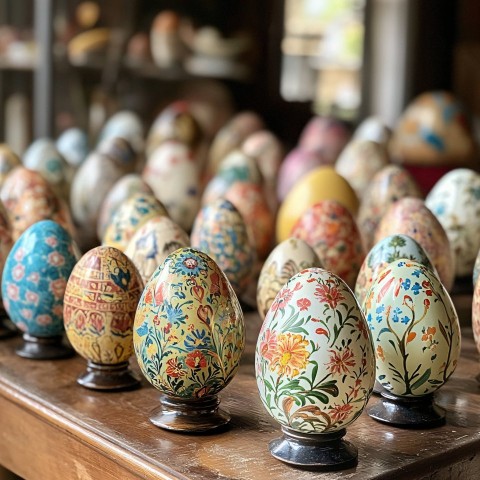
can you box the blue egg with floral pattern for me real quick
[2,220,77,337]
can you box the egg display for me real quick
[357,165,423,251]
[0,144,21,187]
[191,199,255,295]
[256,237,322,318]
[353,116,391,145]
[425,168,480,278]
[133,247,245,431]
[143,140,201,232]
[375,197,454,292]
[335,139,389,200]
[291,200,364,288]
[63,246,144,390]
[125,216,190,284]
[276,166,359,243]
[363,261,460,401]
[2,220,77,358]
[355,234,434,306]
[97,110,144,154]
[256,267,374,466]
[102,193,168,251]
[56,127,89,168]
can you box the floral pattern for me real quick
[2,220,77,337]
[134,247,245,399]
[362,260,460,397]
[256,268,375,434]
[63,246,144,364]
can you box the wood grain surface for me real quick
[0,296,479,480]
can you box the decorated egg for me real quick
[335,139,389,200]
[473,250,480,288]
[276,166,358,243]
[97,136,138,169]
[357,165,422,251]
[143,140,201,231]
[2,220,77,337]
[257,237,322,318]
[291,200,364,288]
[363,260,460,396]
[125,216,190,284]
[191,199,255,295]
[353,116,391,145]
[97,173,153,239]
[134,247,245,399]
[63,246,143,365]
[56,127,89,167]
[256,267,375,433]
[375,197,455,291]
[471,270,480,352]
[426,168,480,277]
[97,110,144,154]
[103,193,168,251]
[0,144,21,187]
[355,234,435,306]
[0,204,13,315]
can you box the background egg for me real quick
[97,110,144,154]
[353,116,391,145]
[125,216,190,284]
[256,267,374,434]
[56,127,89,168]
[362,260,460,396]
[134,247,245,399]
[426,168,480,277]
[0,144,20,187]
[97,136,139,170]
[257,237,322,318]
[375,197,455,291]
[2,220,77,337]
[63,246,144,364]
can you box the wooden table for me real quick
[0,306,479,480]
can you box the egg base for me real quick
[77,360,141,391]
[16,333,75,360]
[269,427,358,470]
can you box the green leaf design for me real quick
[411,368,431,391]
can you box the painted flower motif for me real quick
[271,282,302,312]
[166,358,186,378]
[259,329,277,362]
[89,312,105,333]
[326,348,356,375]
[184,329,211,350]
[27,272,40,284]
[173,251,207,278]
[25,290,39,305]
[12,264,25,281]
[270,333,309,377]
[14,247,25,262]
[20,309,32,319]
[329,403,353,422]
[52,304,64,318]
[6,283,19,301]
[422,326,436,342]
[296,297,311,311]
[186,350,207,369]
[48,252,65,266]
[37,314,52,326]
[45,236,58,247]
[376,345,385,361]
[314,282,345,309]
[50,278,67,299]
[356,319,369,339]
[164,300,187,324]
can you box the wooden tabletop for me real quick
[0,298,479,480]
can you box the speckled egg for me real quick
[363,260,460,396]
[97,110,144,154]
[426,168,480,277]
[355,234,435,306]
[191,198,255,295]
[125,215,190,284]
[357,165,423,251]
[276,166,358,243]
[375,197,455,291]
[335,139,390,200]
[103,193,168,251]
[2,220,77,337]
[257,238,322,318]
[56,127,89,167]
[291,200,365,288]
[134,247,245,399]
[256,267,375,434]
[0,144,21,187]
[143,140,201,232]
[64,246,144,365]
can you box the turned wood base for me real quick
[16,334,74,360]
[77,361,141,391]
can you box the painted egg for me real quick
[256,267,375,434]
[56,127,89,167]
[335,139,390,200]
[224,182,274,260]
[357,165,422,251]
[0,205,13,305]
[134,247,245,399]
[103,193,168,251]
[277,147,328,202]
[143,140,201,231]
[125,216,190,284]
[97,173,153,239]
[363,260,460,397]
[97,136,138,170]
[276,166,358,243]
[355,234,434,306]
[97,110,144,154]
[191,199,255,295]
[473,250,480,288]
[426,168,480,277]
[2,220,77,337]
[257,237,322,318]
[63,246,144,364]
[291,200,364,288]
[353,116,391,145]
[471,271,480,352]
[0,144,21,187]
[375,197,455,291]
